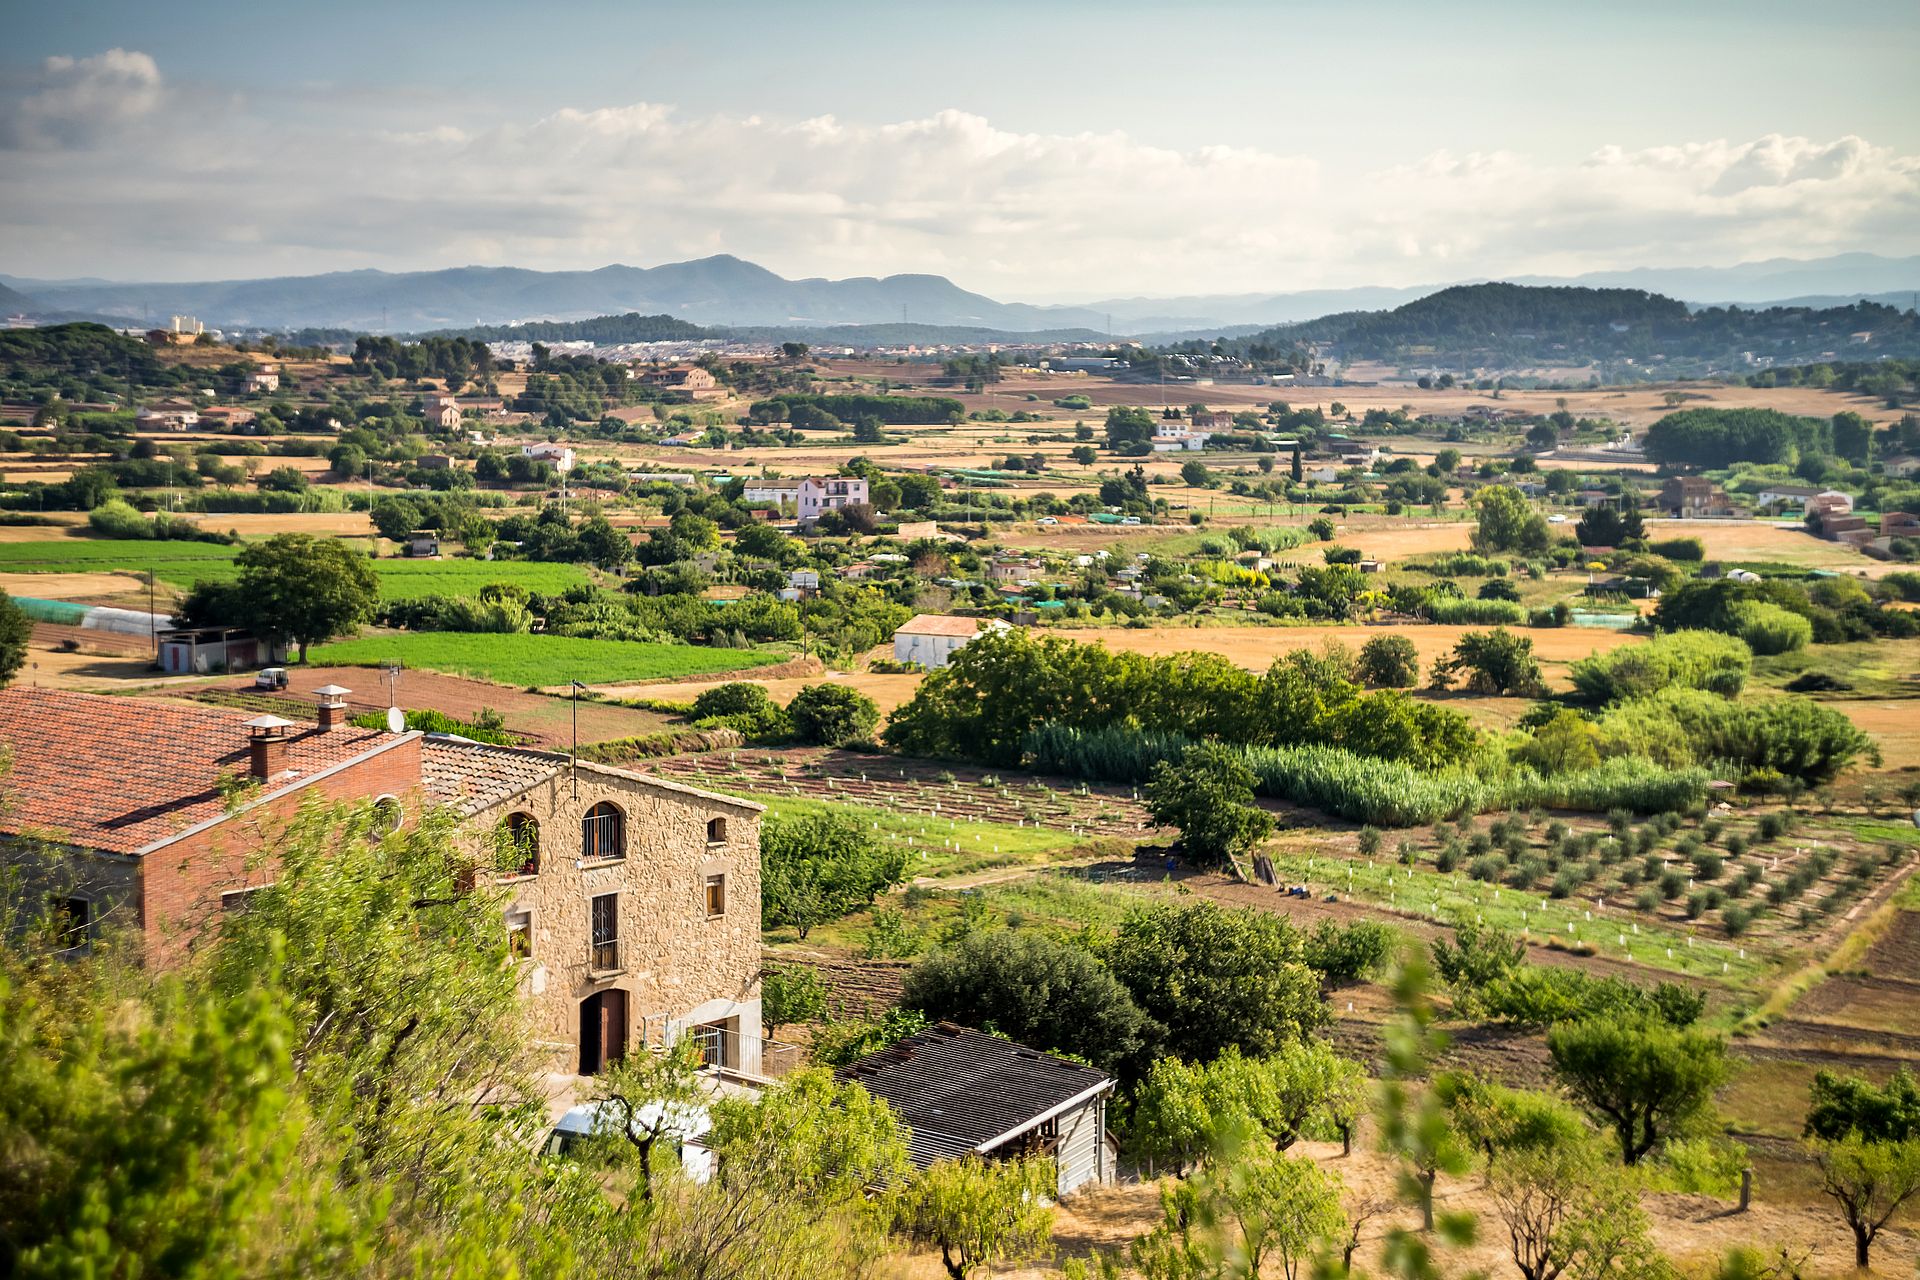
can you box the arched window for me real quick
[581,802,625,861]
[502,812,540,876]
[706,816,728,845]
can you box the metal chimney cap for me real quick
[243,714,298,734]
[312,684,353,698]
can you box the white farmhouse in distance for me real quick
[891,615,1009,669]
[521,443,575,472]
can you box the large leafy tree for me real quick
[900,929,1151,1071]
[1546,1017,1729,1164]
[1145,741,1274,866]
[1471,484,1552,556]
[1802,1067,1920,1269]
[1106,902,1327,1063]
[230,533,379,660]
[760,812,908,938]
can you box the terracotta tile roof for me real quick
[895,614,983,638]
[0,687,399,856]
[420,738,564,816]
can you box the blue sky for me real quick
[4,1,1918,297]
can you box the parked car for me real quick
[545,1099,713,1182]
[254,667,288,690]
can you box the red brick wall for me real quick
[137,736,424,965]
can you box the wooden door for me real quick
[601,989,628,1069]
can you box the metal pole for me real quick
[570,680,585,799]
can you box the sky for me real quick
[3,0,1919,301]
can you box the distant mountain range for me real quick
[3,252,1916,337]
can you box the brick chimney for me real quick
[313,684,352,732]
[243,714,297,781]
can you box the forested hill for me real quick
[1202,283,1920,373]
[421,312,715,343]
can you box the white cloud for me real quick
[3,51,1918,296]
[3,48,165,150]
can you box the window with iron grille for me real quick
[590,893,619,970]
[581,802,624,860]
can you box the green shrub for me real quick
[787,683,880,747]
[1568,630,1752,704]
[1729,600,1812,655]
[1428,597,1527,625]
[1649,537,1705,561]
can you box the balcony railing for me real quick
[638,1016,802,1082]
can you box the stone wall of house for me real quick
[471,761,764,1075]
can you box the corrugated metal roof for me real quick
[837,1024,1112,1168]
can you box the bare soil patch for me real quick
[645,747,1164,838]
[0,570,149,601]
[186,666,673,749]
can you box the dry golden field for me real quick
[1047,622,1641,679]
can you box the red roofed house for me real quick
[0,685,776,1080]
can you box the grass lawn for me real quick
[0,538,238,588]
[1259,844,1774,985]
[310,631,781,687]
[0,537,591,598]
[366,560,592,600]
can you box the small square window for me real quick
[506,909,533,960]
[704,874,726,919]
[220,886,269,914]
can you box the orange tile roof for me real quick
[895,614,984,638]
[420,738,563,817]
[0,688,401,855]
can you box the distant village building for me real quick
[521,443,575,473]
[1658,476,1730,518]
[635,365,724,401]
[891,615,1007,669]
[245,365,281,394]
[742,480,802,509]
[1151,420,1209,452]
[198,406,257,432]
[797,476,869,522]
[135,401,200,431]
[1755,483,1848,512]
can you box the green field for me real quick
[0,539,238,589]
[309,631,780,687]
[365,560,591,600]
[1261,846,1773,985]
[0,538,590,598]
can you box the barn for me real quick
[837,1022,1115,1196]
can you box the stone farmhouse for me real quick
[0,686,768,1081]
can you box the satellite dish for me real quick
[386,706,406,734]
